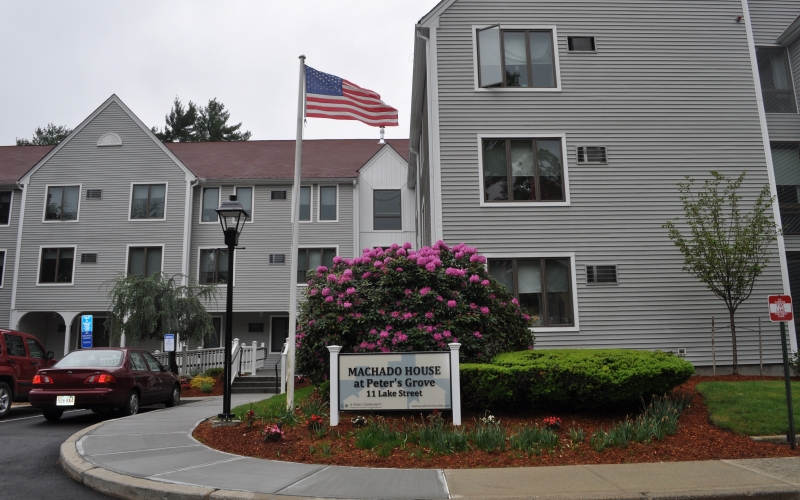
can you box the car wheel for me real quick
[0,382,11,419]
[121,391,139,417]
[43,409,63,421]
[164,385,180,408]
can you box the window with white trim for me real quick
[297,248,336,283]
[128,247,162,278]
[235,187,253,221]
[0,192,11,224]
[199,248,230,284]
[45,186,80,220]
[477,26,557,88]
[757,47,796,113]
[131,184,166,219]
[299,186,311,221]
[201,187,219,222]
[374,190,402,230]
[319,186,337,221]
[488,258,574,326]
[39,248,75,283]
[482,138,565,202]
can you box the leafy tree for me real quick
[104,272,220,347]
[664,171,779,374]
[151,97,198,142]
[16,123,72,146]
[195,98,251,142]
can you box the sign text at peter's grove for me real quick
[338,352,451,411]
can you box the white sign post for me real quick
[327,344,461,426]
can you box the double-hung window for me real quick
[235,187,253,221]
[482,138,565,202]
[0,250,5,287]
[319,186,337,221]
[477,26,557,88]
[296,248,336,283]
[201,187,220,223]
[39,247,75,284]
[374,190,402,230]
[45,186,80,221]
[757,48,796,113]
[128,247,162,278]
[772,143,800,233]
[299,186,311,221]
[0,191,11,225]
[488,258,574,327]
[130,184,166,219]
[199,248,230,284]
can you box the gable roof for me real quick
[165,139,409,180]
[0,145,53,185]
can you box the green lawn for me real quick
[696,381,800,435]
[231,385,315,420]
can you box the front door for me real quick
[270,317,289,354]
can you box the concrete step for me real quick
[231,387,276,394]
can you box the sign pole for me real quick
[327,345,341,427]
[780,321,796,449]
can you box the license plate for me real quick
[56,396,75,406]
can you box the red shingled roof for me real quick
[0,145,54,184]
[166,139,409,180]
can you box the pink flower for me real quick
[346,287,356,295]
[443,330,452,338]
[369,328,378,335]
[333,256,343,265]
[489,294,496,299]
[308,320,315,326]
[343,302,352,308]
[343,268,353,277]
[374,260,384,268]
[309,288,318,296]
[512,297,519,305]
[355,313,363,319]
[445,267,466,277]
[380,331,389,338]
[469,274,481,283]
[404,289,413,295]
[436,296,444,302]
[473,331,483,338]
[326,274,337,282]
[360,341,368,349]
[470,254,487,264]
[380,347,390,353]
[425,312,434,319]
[321,287,331,296]
[522,314,531,321]
[403,242,412,249]
[469,303,477,310]
[433,333,443,341]
[480,306,490,314]
[452,338,458,343]
[391,311,400,318]
[325,296,334,303]
[420,287,431,296]
[386,325,393,331]
[481,280,490,286]
[447,300,457,308]
[403,312,414,320]
[396,267,403,272]
[317,265,328,273]
[362,272,372,279]
[425,262,436,272]
[397,248,407,256]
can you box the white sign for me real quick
[164,334,175,352]
[338,352,452,411]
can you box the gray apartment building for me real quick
[409,0,800,373]
[0,95,412,365]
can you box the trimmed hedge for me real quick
[460,349,695,410]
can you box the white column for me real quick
[120,333,126,348]
[252,341,258,372]
[327,345,342,426]
[448,343,461,426]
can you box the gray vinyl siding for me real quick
[430,0,785,367]
[14,101,188,315]
[190,182,355,313]
[0,187,21,329]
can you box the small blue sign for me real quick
[164,334,175,352]
[81,315,93,349]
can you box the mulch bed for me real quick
[181,376,224,397]
[192,375,800,468]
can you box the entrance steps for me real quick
[231,375,278,394]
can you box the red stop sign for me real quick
[768,295,794,322]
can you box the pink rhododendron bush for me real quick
[296,241,533,384]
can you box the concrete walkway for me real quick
[61,396,800,500]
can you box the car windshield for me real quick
[54,350,123,368]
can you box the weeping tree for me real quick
[664,171,780,374]
[104,273,220,370]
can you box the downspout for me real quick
[353,179,359,256]
[741,0,797,351]
[9,182,26,329]
[182,177,200,285]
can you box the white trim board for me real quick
[196,246,237,287]
[35,245,79,287]
[124,244,166,277]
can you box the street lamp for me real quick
[215,194,248,420]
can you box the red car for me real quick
[29,348,181,421]
[0,329,57,418]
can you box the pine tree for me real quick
[16,123,73,146]
[195,98,252,142]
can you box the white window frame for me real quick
[372,188,403,232]
[299,185,313,223]
[42,184,82,223]
[483,252,579,333]
[0,190,13,228]
[269,315,290,354]
[317,185,339,223]
[296,244,340,287]
[477,133,571,207]
[196,246,237,287]
[124,244,166,277]
[234,185,255,223]
[36,245,78,287]
[472,24,562,92]
[127,182,169,222]
[0,249,7,288]
[199,186,222,225]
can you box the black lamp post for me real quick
[215,194,248,420]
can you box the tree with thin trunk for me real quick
[664,171,779,374]
[104,272,220,347]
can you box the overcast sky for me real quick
[0,0,440,146]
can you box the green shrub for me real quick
[460,349,694,410]
[191,376,216,390]
[204,367,224,378]
[296,242,533,384]
[200,382,213,393]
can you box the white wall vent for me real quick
[97,133,122,147]
[577,146,607,164]
[271,191,287,200]
[269,254,286,264]
[586,264,617,284]
[86,189,102,200]
[81,253,98,264]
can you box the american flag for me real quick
[305,66,398,127]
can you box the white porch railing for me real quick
[154,339,268,379]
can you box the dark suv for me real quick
[0,330,56,418]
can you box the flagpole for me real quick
[287,54,306,410]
